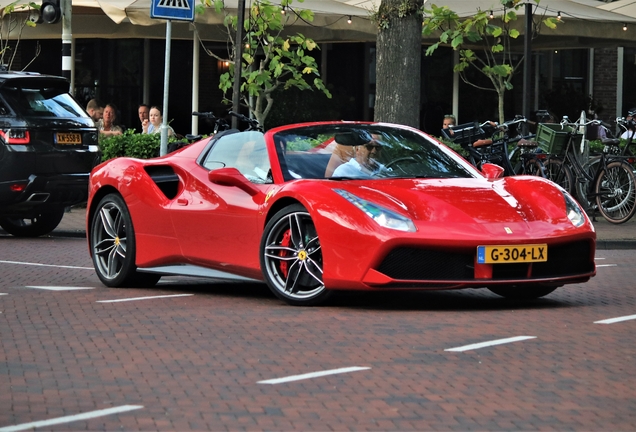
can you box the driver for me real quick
[332,134,388,177]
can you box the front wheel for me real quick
[260,204,331,306]
[90,193,160,287]
[488,285,558,299]
[0,207,65,237]
[595,160,636,224]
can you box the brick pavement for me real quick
[51,204,636,248]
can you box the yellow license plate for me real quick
[56,132,82,144]
[477,244,547,264]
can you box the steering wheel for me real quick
[385,157,419,170]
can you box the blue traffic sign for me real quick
[150,0,195,21]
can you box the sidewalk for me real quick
[50,205,636,249]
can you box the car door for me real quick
[169,131,273,276]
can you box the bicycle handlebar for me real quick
[228,111,262,130]
[192,111,217,119]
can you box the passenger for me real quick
[332,135,386,178]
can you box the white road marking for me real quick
[594,314,636,324]
[445,336,537,352]
[97,294,194,303]
[0,293,7,295]
[0,405,143,432]
[0,260,93,270]
[25,286,94,291]
[595,257,605,260]
[257,366,371,384]
[596,264,617,268]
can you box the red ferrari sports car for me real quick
[87,121,596,305]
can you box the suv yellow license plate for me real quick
[477,244,547,264]
[56,132,82,144]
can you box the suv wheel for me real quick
[0,207,65,237]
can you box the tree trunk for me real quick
[498,90,505,125]
[374,0,424,128]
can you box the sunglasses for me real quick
[363,144,382,151]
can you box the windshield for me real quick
[273,124,475,181]
[0,79,88,118]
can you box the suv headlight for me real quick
[335,189,416,232]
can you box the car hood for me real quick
[327,176,586,238]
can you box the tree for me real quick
[0,1,40,70]
[201,0,331,128]
[422,0,559,123]
[372,0,424,128]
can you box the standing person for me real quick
[621,108,636,140]
[86,99,104,123]
[137,104,149,131]
[98,103,123,137]
[442,114,456,135]
[142,106,174,137]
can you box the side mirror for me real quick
[208,167,262,196]
[481,163,505,180]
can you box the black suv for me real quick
[0,71,99,237]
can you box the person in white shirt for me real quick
[332,137,386,178]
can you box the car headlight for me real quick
[334,189,416,232]
[562,190,585,227]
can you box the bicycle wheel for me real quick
[521,156,546,177]
[595,160,636,224]
[545,158,574,193]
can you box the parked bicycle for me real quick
[542,111,636,224]
[443,116,545,177]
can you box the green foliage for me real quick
[0,1,41,69]
[99,129,161,162]
[422,0,557,123]
[206,0,331,127]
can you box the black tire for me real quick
[545,158,574,194]
[488,285,558,299]
[595,160,636,224]
[0,207,65,237]
[90,193,160,288]
[260,204,331,306]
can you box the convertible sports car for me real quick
[87,121,596,306]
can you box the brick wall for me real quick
[593,48,617,120]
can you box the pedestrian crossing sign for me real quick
[150,0,195,21]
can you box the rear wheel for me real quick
[595,160,636,224]
[90,193,160,287]
[488,285,558,299]
[521,156,546,177]
[0,207,65,237]
[545,158,574,193]
[260,204,331,306]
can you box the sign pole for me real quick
[161,19,172,156]
[150,0,194,155]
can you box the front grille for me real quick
[532,240,593,278]
[378,248,474,280]
[376,240,593,283]
[493,262,529,279]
